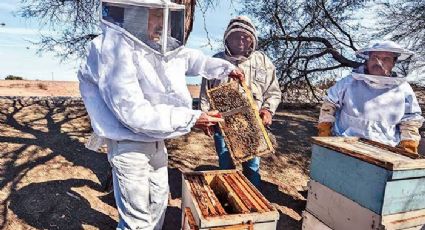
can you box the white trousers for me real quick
[107,140,169,230]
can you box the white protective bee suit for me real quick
[319,41,424,147]
[78,0,236,229]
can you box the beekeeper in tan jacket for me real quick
[199,16,281,188]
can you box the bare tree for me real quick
[240,0,372,101]
[19,0,424,96]
[19,0,100,60]
[378,0,425,54]
[18,0,197,60]
[378,0,425,66]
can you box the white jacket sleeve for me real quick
[325,76,353,107]
[97,32,202,138]
[401,84,424,123]
[399,84,424,141]
[185,48,236,80]
[261,64,281,114]
[319,76,353,123]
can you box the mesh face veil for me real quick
[101,0,185,54]
[352,41,417,89]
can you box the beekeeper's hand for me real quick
[200,126,214,137]
[194,111,223,134]
[228,68,245,83]
[259,108,272,126]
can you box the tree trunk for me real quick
[173,0,196,43]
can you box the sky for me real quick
[1,1,422,84]
[0,0,239,83]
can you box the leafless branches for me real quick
[240,0,369,101]
[18,0,198,60]
[19,0,100,60]
[377,0,425,72]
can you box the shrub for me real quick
[5,75,24,80]
[37,83,48,90]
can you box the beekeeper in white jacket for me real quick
[78,0,244,229]
[317,40,423,154]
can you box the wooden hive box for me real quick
[181,170,279,230]
[302,211,332,230]
[207,81,274,164]
[306,137,425,230]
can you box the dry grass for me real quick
[0,97,318,229]
[0,83,423,229]
[37,83,48,90]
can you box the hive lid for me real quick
[311,137,425,170]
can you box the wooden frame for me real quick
[181,170,279,229]
[207,81,274,164]
[183,208,199,230]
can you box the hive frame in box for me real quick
[206,81,274,164]
[181,170,279,230]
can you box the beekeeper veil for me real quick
[353,40,416,89]
[101,0,185,54]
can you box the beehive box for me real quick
[207,81,274,163]
[306,137,425,230]
[181,170,279,230]
[302,211,332,230]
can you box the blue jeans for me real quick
[213,130,261,188]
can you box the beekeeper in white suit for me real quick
[318,40,424,154]
[78,0,244,229]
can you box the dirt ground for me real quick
[0,80,200,99]
[0,81,424,230]
[0,96,318,230]
[0,81,80,97]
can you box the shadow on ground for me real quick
[9,179,116,229]
[0,98,114,229]
[1,98,315,229]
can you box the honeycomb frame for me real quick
[207,81,274,164]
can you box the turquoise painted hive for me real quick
[310,137,425,216]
